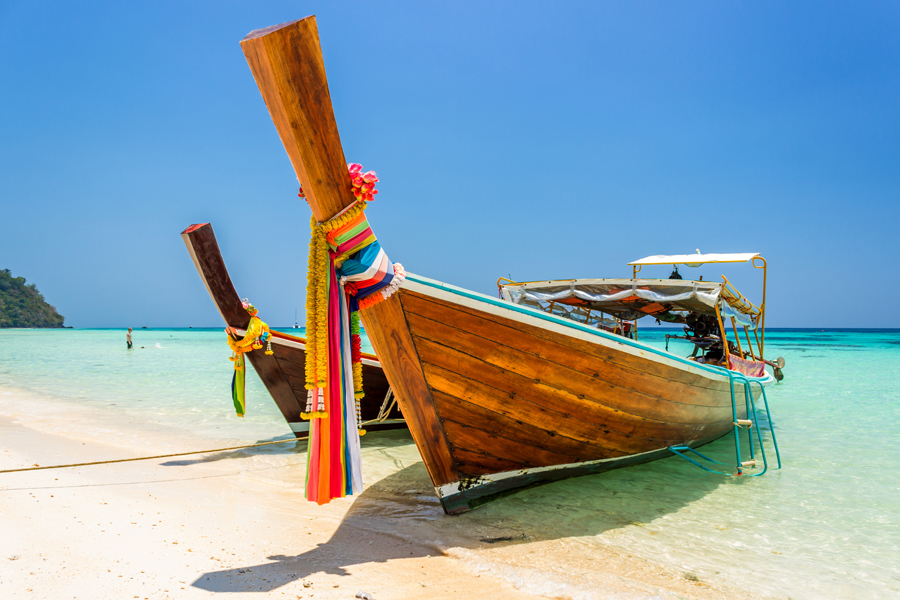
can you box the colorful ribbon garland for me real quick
[226,304,274,417]
[303,197,404,505]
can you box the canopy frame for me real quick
[627,253,767,362]
[499,253,769,364]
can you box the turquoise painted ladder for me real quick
[668,369,782,477]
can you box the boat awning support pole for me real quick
[752,256,767,360]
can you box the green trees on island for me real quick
[0,269,65,328]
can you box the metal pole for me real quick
[715,302,730,366]
[731,317,743,356]
[743,326,756,360]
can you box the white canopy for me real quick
[629,252,760,267]
[499,277,759,328]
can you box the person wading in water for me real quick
[127,328,133,349]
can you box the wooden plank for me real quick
[284,372,308,391]
[245,350,305,422]
[441,420,576,469]
[405,297,723,406]
[422,361,697,452]
[431,390,622,461]
[403,291,730,394]
[450,448,530,478]
[360,292,458,486]
[240,17,356,222]
[275,356,306,379]
[408,310,722,421]
[413,330,728,427]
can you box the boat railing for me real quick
[668,368,782,477]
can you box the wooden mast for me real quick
[240,17,459,489]
[240,17,355,222]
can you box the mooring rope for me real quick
[0,438,299,474]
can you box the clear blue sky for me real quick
[2,1,898,328]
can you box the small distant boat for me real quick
[181,223,404,438]
[237,16,782,513]
[293,309,300,329]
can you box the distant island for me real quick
[0,269,66,328]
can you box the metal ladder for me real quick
[668,368,782,476]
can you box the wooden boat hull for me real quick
[234,16,770,513]
[363,274,767,513]
[181,223,403,437]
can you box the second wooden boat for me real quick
[181,222,403,437]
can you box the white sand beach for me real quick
[0,386,771,600]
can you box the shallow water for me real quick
[1,327,898,598]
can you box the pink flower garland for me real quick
[298,163,379,203]
[348,163,379,202]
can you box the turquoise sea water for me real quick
[1,327,898,598]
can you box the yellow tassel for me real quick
[358,429,366,436]
[305,216,319,392]
[352,361,363,391]
[316,224,329,388]
[301,411,328,420]
[303,216,331,393]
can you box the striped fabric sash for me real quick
[327,211,377,265]
[303,201,404,505]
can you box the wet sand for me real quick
[0,391,772,600]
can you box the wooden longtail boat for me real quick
[181,222,403,438]
[237,16,779,513]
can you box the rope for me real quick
[0,438,299,474]
[361,387,397,427]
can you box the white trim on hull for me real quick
[235,328,381,369]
